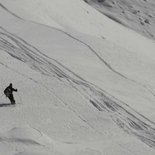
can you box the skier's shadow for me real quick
[0,103,11,107]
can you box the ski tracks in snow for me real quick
[0,26,155,148]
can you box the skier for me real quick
[4,83,17,104]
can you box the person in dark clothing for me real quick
[4,83,17,104]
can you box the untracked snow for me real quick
[0,0,155,155]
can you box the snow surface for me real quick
[0,0,155,154]
[85,0,155,40]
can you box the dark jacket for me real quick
[4,85,17,97]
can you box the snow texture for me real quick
[0,0,155,154]
[85,0,155,39]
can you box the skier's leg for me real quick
[9,94,15,104]
[12,95,15,104]
[8,96,12,104]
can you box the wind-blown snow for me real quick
[85,0,155,40]
[0,0,155,155]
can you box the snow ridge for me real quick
[0,3,22,19]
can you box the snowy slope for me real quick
[85,0,155,40]
[0,0,155,155]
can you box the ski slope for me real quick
[85,0,155,40]
[0,0,155,154]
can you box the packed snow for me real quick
[0,0,155,155]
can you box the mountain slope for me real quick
[85,0,155,39]
[0,0,155,155]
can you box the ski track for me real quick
[1,2,155,100]
[0,3,22,20]
[30,21,155,99]
[0,27,155,148]
[57,28,155,99]
[0,137,41,146]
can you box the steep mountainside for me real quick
[85,0,155,39]
[0,0,155,155]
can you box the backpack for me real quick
[4,87,11,97]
